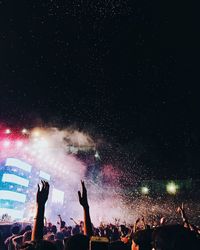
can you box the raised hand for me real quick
[36,180,49,206]
[160,217,166,225]
[177,203,190,229]
[78,180,93,236]
[32,181,50,241]
[177,203,185,218]
[135,218,140,224]
[78,180,89,209]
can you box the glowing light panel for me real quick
[52,188,64,204]
[0,190,26,202]
[2,174,29,187]
[5,158,32,172]
[39,171,51,181]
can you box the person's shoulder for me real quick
[5,235,14,243]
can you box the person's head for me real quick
[44,233,55,241]
[132,229,152,250]
[51,225,57,234]
[23,230,32,242]
[64,234,89,250]
[61,221,66,229]
[152,224,200,250]
[94,228,100,236]
[105,226,112,238]
[120,227,127,238]
[48,223,52,228]
[24,225,32,232]
[72,225,80,235]
[11,224,21,235]
[111,228,120,241]
[61,228,71,238]
[55,232,64,241]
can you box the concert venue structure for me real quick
[0,126,97,223]
[0,126,200,227]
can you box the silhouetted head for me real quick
[51,225,57,234]
[11,224,21,235]
[152,224,200,250]
[25,225,32,232]
[132,229,153,250]
[61,221,66,228]
[72,225,80,235]
[64,234,89,250]
[55,232,64,241]
[23,230,32,242]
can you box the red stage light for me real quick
[5,129,11,134]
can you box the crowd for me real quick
[0,180,199,250]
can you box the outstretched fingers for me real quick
[36,180,50,205]
[81,180,85,190]
[44,181,49,191]
[78,180,89,208]
[81,181,87,195]
[78,190,81,202]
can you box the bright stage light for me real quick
[32,130,40,137]
[22,128,28,135]
[141,186,149,195]
[5,129,11,134]
[166,182,178,195]
[3,140,11,148]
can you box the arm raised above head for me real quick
[78,180,93,237]
[32,180,49,241]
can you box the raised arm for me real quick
[133,218,140,233]
[31,181,49,241]
[177,203,190,229]
[78,180,93,237]
[141,215,147,229]
[12,235,23,249]
[57,214,62,231]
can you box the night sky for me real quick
[0,1,199,178]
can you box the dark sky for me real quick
[0,1,199,177]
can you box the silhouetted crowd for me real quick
[0,181,199,250]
